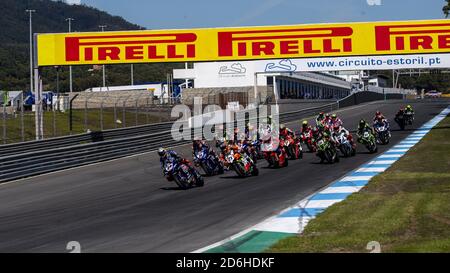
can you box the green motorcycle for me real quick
[316,138,339,164]
[359,129,378,153]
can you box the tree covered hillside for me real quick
[0,0,182,92]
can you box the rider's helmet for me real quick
[157,147,167,157]
[280,124,286,130]
[375,111,381,117]
[331,114,337,119]
[302,120,308,128]
[318,112,324,118]
[359,119,366,128]
[325,113,330,119]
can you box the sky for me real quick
[77,0,449,30]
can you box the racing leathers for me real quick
[160,150,202,181]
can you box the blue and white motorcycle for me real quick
[194,147,224,176]
[164,158,204,189]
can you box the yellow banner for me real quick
[37,19,450,66]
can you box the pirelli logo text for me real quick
[217,27,354,58]
[64,33,198,63]
[375,23,450,52]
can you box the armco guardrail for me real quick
[338,91,404,108]
[0,94,404,183]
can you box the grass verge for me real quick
[268,115,450,253]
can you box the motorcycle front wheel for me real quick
[174,175,190,190]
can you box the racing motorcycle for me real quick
[335,131,355,157]
[194,147,224,176]
[251,139,265,160]
[359,128,378,153]
[300,130,317,152]
[395,113,406,130]
[225,149,259,177]
[374,122,390,145]
[405,111,414,125]
[241,141,259,163]
[262,139,289,168]
[316,137,339,164]
[163,158,204,189]
[282,135,303,160]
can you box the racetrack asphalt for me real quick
[0,99,448,253]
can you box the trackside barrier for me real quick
[0,94,406,183]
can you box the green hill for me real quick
[0,0,182,92]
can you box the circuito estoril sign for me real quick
[36,19,450,66]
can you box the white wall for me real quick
[174,61,269,88]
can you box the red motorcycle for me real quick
[282,135,303,160]
[300,130,317,152]
[262,138,289,168]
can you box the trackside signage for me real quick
[36,19,450,66]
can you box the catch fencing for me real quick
[0,91,175,145]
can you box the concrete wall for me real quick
[68,90,156,109]
[181,86,270,106]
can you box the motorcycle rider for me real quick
[316,127,337,150]
[331,124,356,149]
[373,111,386,123]
[316,112,325,127]
[405,104,414,114]
[330,114,343,127]
[356,119,374,143]
[405,104,415,122]
[373,115,391,138]
[324,113,333,127]
[279,124,295,139]
[301,120,314,135]
[193,139,221,167]
[158,148,202,182]
[394,108,405,123]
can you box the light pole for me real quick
[66,18,74,93]
[26,9,36,94]
[131,64,134,85]
[99,25,107,87]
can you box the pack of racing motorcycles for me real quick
[157,105,415,189]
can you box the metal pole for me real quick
[21,91,24,142]
[103,65,106,87]
[185,62,189,88]
[66,18,74,93]
[114,97,120,129]
[131,64,134,85]
[53,67,59,137]
[84,94,93,132]
[2,95,6,144]
[69,94,78,134]
[26,10,35,95]
[392,70,395,88]
[135,98,139,126]
[100,95,107,131]
[146,96,150,124]
[34,68,43,140]
[99,25,107,87]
